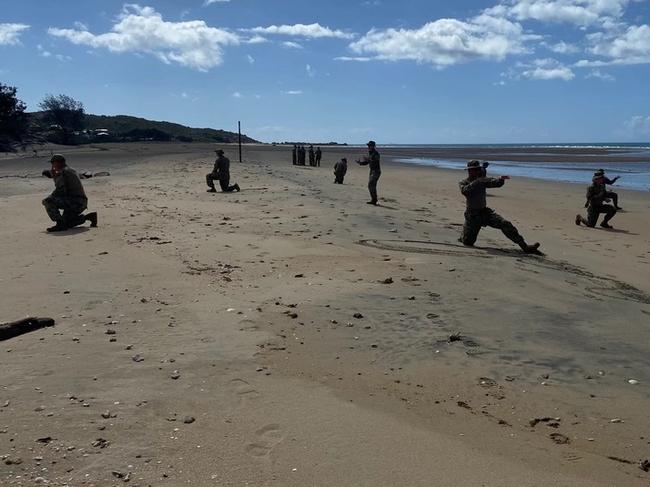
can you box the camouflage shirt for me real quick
[51,167,87,201]
[359,149,381,172]
[213,155,230,178]
[586,183,607,207]
[459,177,504,210]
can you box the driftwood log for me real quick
[0,317,55,341]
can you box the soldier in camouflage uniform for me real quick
[459,160,540,253]
[206,149,240,193]
[308,145,315,166]
[333,157,348,184]
[315,147,322,167]
[42,154,97,233]
[575,173,617,228]
[356,140,381,205]
[292,145,297,165]
[594,169,622,210]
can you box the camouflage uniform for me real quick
[207,153,239,192]
[315,147,322,167]
[459,175,530,249]
[358,146,381,204]
[308,146,315,166]
[333,158,347,184]
[42,166,88,228]
[576,182,616,227]
[292,145,297,165]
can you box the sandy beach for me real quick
[1,143,649,486]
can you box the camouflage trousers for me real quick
[578,204,616,227]
[42,195,87,227]
[368,170,381,203]
[206,173,237,192]
[461,208,525,247]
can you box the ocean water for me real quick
[396,158,650,191]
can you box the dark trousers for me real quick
[368,170,381,203]
[43,195,87,227]
[219,177,237,192]
[334,173,345,184]
[461,208,525,247]
[316,157,321,167]
[605,191,619,208]
[578,204,616,227]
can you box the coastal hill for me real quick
[27,112,260,144]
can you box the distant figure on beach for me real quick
[315,147,322,167]
[356,140,381,205]
[206,149,240,193]
[292,145,297,165]
[308,145,315,166]
[41,154,97,233]
[333,158,348,184]
[594,169,622,210]
[459,160,540,253]
[298,145,306,166]
[576,172,617,229]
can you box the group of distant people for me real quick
[39,142,625,256]
[292,144,322,167]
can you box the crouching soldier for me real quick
[459,160,540,253]
[333,158,348,184]
[42,154,97,233]
[207,149,240,193]
[576,173,617,229]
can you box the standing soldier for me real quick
[576,172,617,228]
[333,157,348,184]
[594,169,622,210]
[298,145,306,166]
[41,154,97,232]
[315,147,322,167]
[292,145,297,165]
[356,140,381,205]
[459,160,540,253]
[308,145,315,166]
[206,149,241,193]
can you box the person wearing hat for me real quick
[41,154,97,232]
[206,149,240,193]
[576,172,617,228]
[459,160,540,253]
[356,140,381,205]
[593,169,622,210]
[333,157,348,184]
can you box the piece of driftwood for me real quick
[0,317,55,341]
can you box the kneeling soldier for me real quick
[42,154,97,233]
[207,149,240,193]
[459,160,539,253]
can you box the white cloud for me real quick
[0,23,29,45]
[549,41,580,53]
[520,58,575,80]
[245,35,267,44]
[586,68,615,80]
[306,63,315,77]
[204,0,230,4]
[232,91,243,98]
[334,56,372,62]
[248,23,354,40]
[349,12,533,67]
[48,4,239,71]
[247,54,255,64]
[624,115,650,135]
[284,90,303,95]
[282,41,303,49]
[493,0,630,26]
[584,24,650,65]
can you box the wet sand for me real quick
[1,143,649,486]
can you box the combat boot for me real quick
[207,188,217,193]
[520,242,541,254]
[47,222,68,233]
[86,212,98,228]
[234,184,241,192]
[600,222,613,229]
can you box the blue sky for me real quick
[2,0,650,143]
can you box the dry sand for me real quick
[1,143,649,486]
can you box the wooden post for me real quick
[238,121,242,163]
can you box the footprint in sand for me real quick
[245,424,284,460]
[229,378,260,403]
